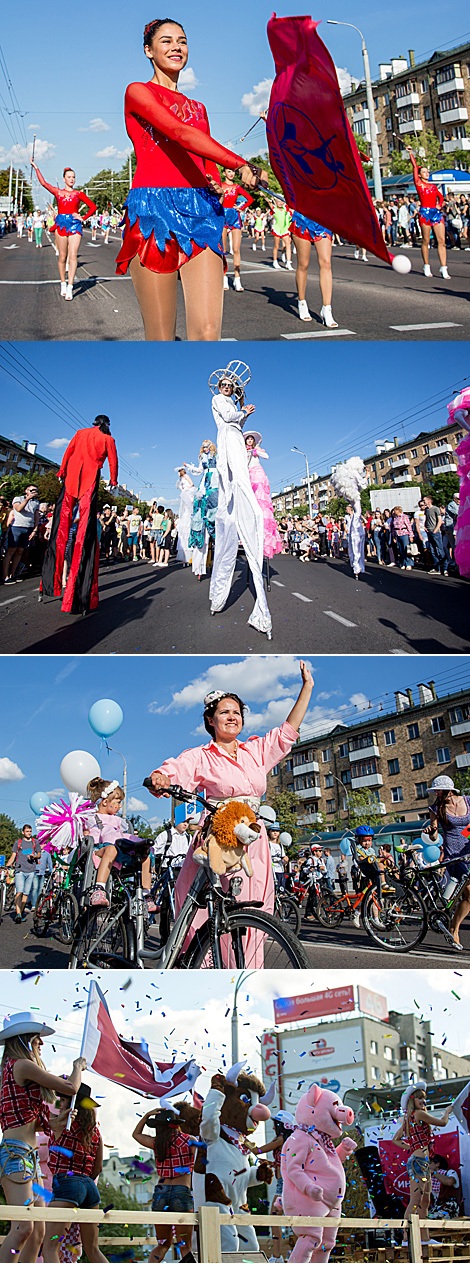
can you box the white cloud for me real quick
[241,78,273,117]
[335,66,360,96]
[28,124,39,131]
[46,437,68,449]
[350,692,371,712]
[95,145,131,160]
[47,788,66,798]
[179,67,199,89]
[0,138,56,165]
[79,118,110,133]
[128,452,141,458]
[127,797,148,814]
[299,705,349,740]
[149,656,308,715]
[0,757,25,782]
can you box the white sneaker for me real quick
[320,304,338,328]
[262,244,265,251]
[354,248,360,259]
[223,275,229,291]
[233,276,244,292]
[439,265,450,279]
[423,264,432,277]
[298,299,312,321]
[282,252,286,263]
[273,259,281,269]
[252,243,257,251]
[60,281,67,297]
[65,284,73,300]
[285,260,293,270]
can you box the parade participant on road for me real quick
[5,823,40,923]
[0,1012,85,1264]
[87,777,156,913]
[41,416,118,615]
[31,163,96,300]
[209,364,272,637]
[187,441,218,580]
[271,203,293,270]
[43,1084,107,1264]
[2,485,40,586]
[423,775,470,949]
[220,170,253,292]
[148,661,313,956]
[393,1082,453,1248]
[290,210,337,327]
[175,468,194,565]
[406,148,449,279]
[244,431,283,559]
[116,18,264,340]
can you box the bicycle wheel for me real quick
[58,892,79,945]
[362,885,427,952]
[0,883,6,924]
[277,895,302,937]
[315,899,344,929]
[69,907,132,968]
[185,909,309,969]
[5,883,16,913]
[33,895,54,937]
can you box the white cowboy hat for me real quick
[0,1011,55,1043]
[400,1080,427,1113]
[430,776,455,792]
[244,430,263,447]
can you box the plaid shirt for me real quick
[153,1130,194,1182]
[0,1059,51,1135]
[49,1118,101,1177]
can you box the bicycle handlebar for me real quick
[143,779,212,816]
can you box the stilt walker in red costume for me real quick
[41,416,118,615]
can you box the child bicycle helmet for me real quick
[355,825,375,837]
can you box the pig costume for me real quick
[281,1084,357,1263]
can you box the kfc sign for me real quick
[262,1031,280,1082]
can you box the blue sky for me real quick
[0,2,466,180]
[1,342,467,503]
[0,968,468,1155]
[0,654,468,827]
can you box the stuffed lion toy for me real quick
[193,801,260,877]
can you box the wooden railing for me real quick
[2,1205,470,1262]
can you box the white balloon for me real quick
[392,254,412,275]
[60,750,101,795]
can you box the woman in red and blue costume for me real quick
[116,18,263,340]
[406,146,449,280]
[31,163,96,301]
[290,209,338,329]
[220,172,253,293]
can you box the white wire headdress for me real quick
[208,360,251,403]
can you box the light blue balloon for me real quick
[422,844,441,864]
[340,838,352,856]
[88,698,124,739]
[29,791,50,815]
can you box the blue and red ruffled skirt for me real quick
[419,206,443,226]
[290,210,332,242]
[52,213,83,237]
[115,186,225,275]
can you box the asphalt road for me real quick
[0,901,467,971]
[1,230,468,341]
[1,552,468,655]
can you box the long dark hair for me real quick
[153,1112,180,1163]
[75,1104,98,1151]
[143,18,186,49]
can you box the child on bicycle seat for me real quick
[87,778,156,913]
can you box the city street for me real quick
[0,229,468,341]
[1,551,468,655]
[0,900,467,970]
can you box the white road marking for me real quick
[390,322,462,331]
[323,610,357,628]
[302,938,465,965]
[0,594,25,607]
[389,648,418,655]
[292,592,313,603]
[3,244,18,249]
[0,277,131,285]
[281,329,356,340]
[271,580,285,588]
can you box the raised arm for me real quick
[286,660,314,732]
[14,1055,86,1096]
[31,163,60,199]
[132,1108,158,1150]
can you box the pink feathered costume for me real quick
[246,445,283,559]
[281,1084,357,1263]
[152,722,298,959]
[448,387,470,578]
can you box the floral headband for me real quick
[100,780,120,802]
[203,690,228,707]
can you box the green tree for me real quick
[96,1180,147,1241]
[35,469,61,503]
[0,813,20,860]
[267,790,303,843]
[345,790,384,830]
[429,472,460,505]
[127,814,154,839]
[325,495,348,517]
[389,130,448,175]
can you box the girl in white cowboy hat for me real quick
[393,1081,453,1249]
[0,1011,86,1263]
[423,776,470,949]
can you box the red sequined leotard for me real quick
[33,168,96,229]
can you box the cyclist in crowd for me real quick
[353,826,382,896]
[423,775,470,949]
[4,823,40,924]
[86,777,156,914]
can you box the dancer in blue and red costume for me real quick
[290,210,337,328]
[31,163,96,301]
[406,146,449,280]
[220,172,253,293]
[41,416,118,616]
[116,18,264,340]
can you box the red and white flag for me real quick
[266,13,391,264]
[81,981,200,1099]
[452,1081,470,1133]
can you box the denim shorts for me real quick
[275,1174,283,1197]
[7,526,30,549]
[52,1173,100,1208]
[407,1153,430,1182]
[152,1184,193,1213]
[15,870,35,896]
[0,1139,42,1182]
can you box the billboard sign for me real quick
[274,986,355,1025]
[357,986,389,1022]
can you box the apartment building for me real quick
[0,433,58,480]
[270,418,463,517]
[342,43,470,170]
[267,681,470,827]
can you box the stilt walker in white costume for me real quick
[208,361,272,639]
[331,457,368,579]
[175,467,195,565]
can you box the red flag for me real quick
[81,981,200,1099]
[266,14,391,264]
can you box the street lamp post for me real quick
[291,446,313,518]
[327,19,383,202]
[231,971,256,1063]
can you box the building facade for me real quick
[342,43,470,169]
[267,681,470,827]
[0,434,59,480]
